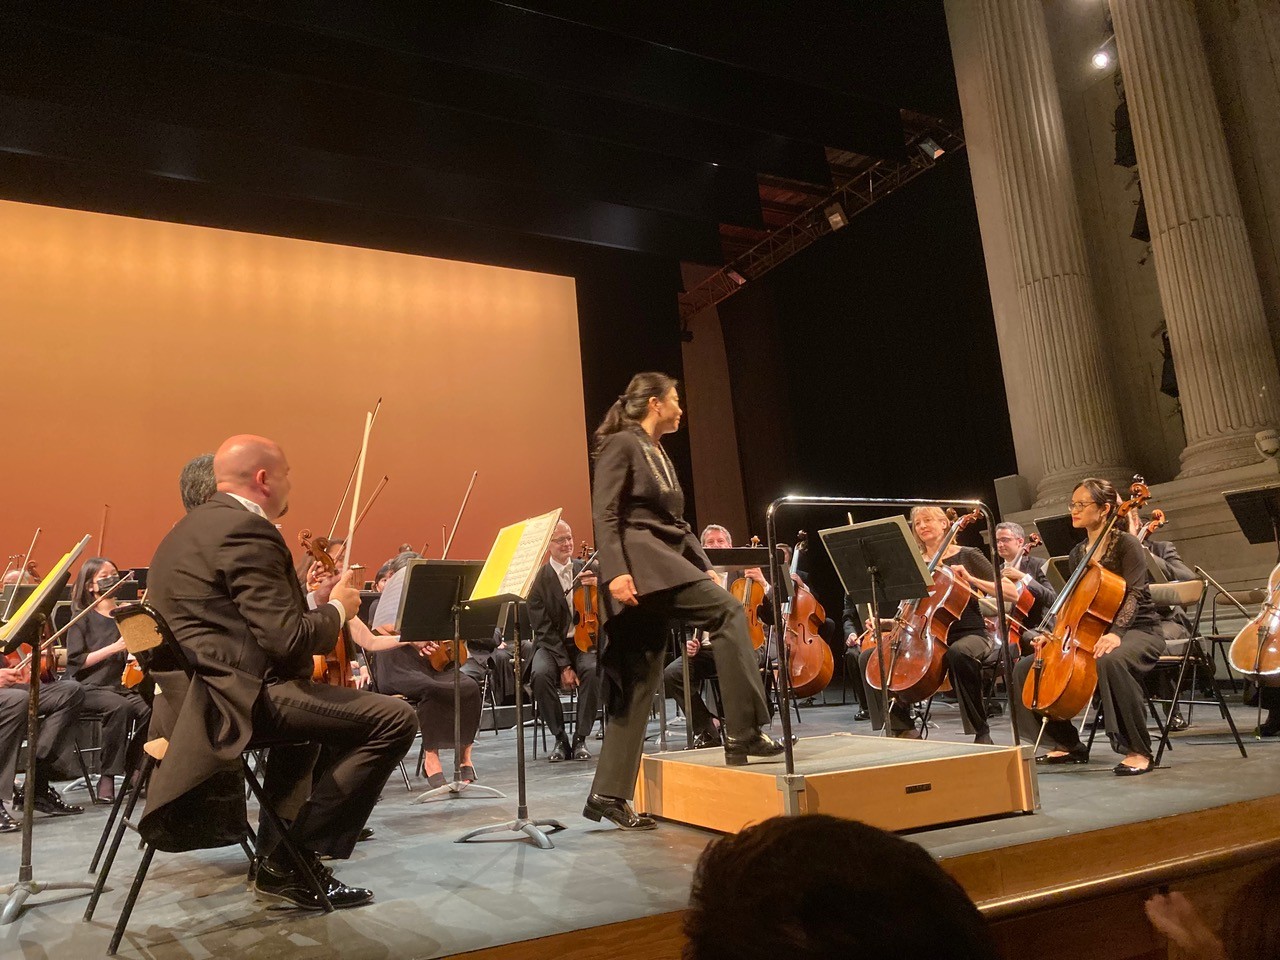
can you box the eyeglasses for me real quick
[994,536,1020,544]
[1067,501,1098,512]
[550,536,574,545]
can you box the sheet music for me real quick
[470,509,563,602]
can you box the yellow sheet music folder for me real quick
[0,535,88,649]
[469,509,563,603]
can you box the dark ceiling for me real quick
[0,0,959,266]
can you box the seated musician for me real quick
[528,520,601,762]
[66,557,152,803]
[369,561,483,786]
[178,452,217,512]
[850,506,997,744]
[953,521,1057,652]
[1126,509,1197,731]
[663,524,770,748]
[0,564,86,827]
[1011,478,1164,775]
[144,435,418,909]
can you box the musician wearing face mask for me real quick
[65,557,152,803]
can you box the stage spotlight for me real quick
[824,203,848,231]
[1091,34,1117,70]
[917,137,944,160]
[725,268,747,287]
[1092,49,1112,69]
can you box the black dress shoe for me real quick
[1259,712,1280,737]
[691,730,722,749]
[723,730,785,767]
[1035,747,1090,765]
[0,804,17,833]
[1168,712,1190,732]
[357,827,374,842]
[549,739,570,763]
[853,709,870,722]
[582,794,657,831]
[571,741,591,761]
[21,784,83,816]
[974,732,994,745]
[1114,759,1153,776]
[253,858,374,910]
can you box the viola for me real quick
[1138,509,1167,544]
[782,533,834,699]
[1022,478,1151,720]
[572,541,600,654]
[1227,561,1280,686]
[864,509,982,704]
[729,536,768,651]
[982,533,1043,649]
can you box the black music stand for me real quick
[0,557,94,924]
[396,560,506,806]
[1033,514,1085,559]
[1224,484,1280,563]
[819,517,931,737]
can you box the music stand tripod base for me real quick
[454,816,567,849]
[413,780,506,804]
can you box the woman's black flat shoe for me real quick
[1114,760,1152,776]
[425,772,447,789]
[1035,747,1090,765]
[459,765,477,782]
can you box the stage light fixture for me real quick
[1091,34,1117,71]
[725,268,747,287]
[917,137,944,161]
[824,203,848,231]
[1092,49,1112,69]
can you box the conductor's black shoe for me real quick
[691,729,722,749]
[583,794,657,831]
[253,858,374,910]
[571,740,591,761]
[0,804,17,833]
[549,739,571,763]
[723,730,785,767]
[1035,747,1090,765]
[20,784,83,816]
[974,732,994,745]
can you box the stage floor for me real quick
[1,687,1277,959]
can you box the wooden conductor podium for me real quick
[636,733,1037,834]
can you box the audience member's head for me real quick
[214,435,291,520]
[684,815,1000,960]
[179,453,217,513]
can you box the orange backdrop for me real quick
[0,199,591,577]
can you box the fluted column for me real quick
[974,0,1132,503]
[1111,0,1280,477]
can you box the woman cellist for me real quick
[851,506,997,743]
[1011,478,1163,775]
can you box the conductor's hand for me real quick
[610,574,639,607]
[331,571,361,621]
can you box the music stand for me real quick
[819,517,931,737]
[0,536,94,924]
[1224,484,1280,563]
[1033,514,1085,559]
[393,560,505,806]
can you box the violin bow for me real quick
[350,475,389,539]
[326,397,382,541]
[17,573,136,671]
[342,410,376,582]
[440,470,478,560]
[98,504,110,555]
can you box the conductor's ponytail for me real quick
[593,372,678,452]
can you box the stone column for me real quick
[972,0,1132,503]
[1111,0,1280,477]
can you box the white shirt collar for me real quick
[224,492,268,520]
[549,556,572,580]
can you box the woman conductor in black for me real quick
[584,373,782,830]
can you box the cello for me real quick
[863,508,982,704]
[1227,560,1280,687]
[729,536,769,651]
[572,541,601,654]
[781,533,834,699]
[1022,478,1151,720]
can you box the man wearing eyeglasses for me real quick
[527,520,601,761]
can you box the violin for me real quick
[1022,478,1151,720]
[981,533,1043,648]
[729,536,769,651]
[572,541,600,654]
[301,530,359,687]
[1,530,54,682]
[863,509,982,704]
[1138,509,1167,544]
[1227,560,1280,687]
[781,533,834,699]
